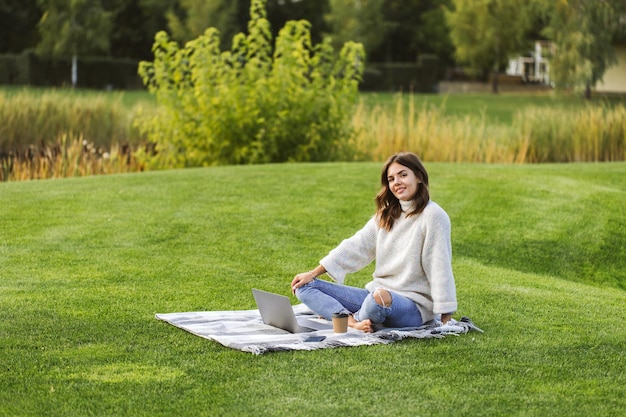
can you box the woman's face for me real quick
[387,162,420,201]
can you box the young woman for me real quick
[291,152,457,332]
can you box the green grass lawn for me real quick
[1,162,625,416]
[360,91,626,124]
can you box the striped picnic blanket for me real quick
[156,304,483,355]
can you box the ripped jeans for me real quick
[295,279,423,329]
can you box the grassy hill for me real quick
[1,162,624,416]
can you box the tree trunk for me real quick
[492,70,499,94]
[71,55,77,88]
[584,82,591,99]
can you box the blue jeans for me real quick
[295,279,423,328]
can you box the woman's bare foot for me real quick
[349,315,373,333]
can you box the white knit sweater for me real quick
[320,200,457,323]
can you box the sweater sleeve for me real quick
[320,216,377,284]
[422,206,457,315]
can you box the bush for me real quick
[137,0,365,168]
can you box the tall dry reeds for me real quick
[0,89,143,151]
[514,105,626,162]
[1,134,142,182]
[352,96,527,163]
[2,90,624,182]
[353,95,625,163]
[0,89,148,181]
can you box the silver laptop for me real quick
[252,288,332,333]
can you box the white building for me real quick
[506,41,552,85]
[507,41,626,93]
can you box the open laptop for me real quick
[252,288,333,333]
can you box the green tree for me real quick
[106,0,171,60]
[373,0,453,64]
[541,0,624,98]
[266,0,329,45]
[165,0,241,50]
[0,0,41,53]
[36,0,111,87]
[166,0,329,52]
[445,0,534,93]
[326,0,454,65]
[325,0,388,56]
[412,0,455,66]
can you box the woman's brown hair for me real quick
[375,152,430,231]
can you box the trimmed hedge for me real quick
[361,55,440,92]
[0,51,143,89]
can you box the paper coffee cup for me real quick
[332,313,349,333]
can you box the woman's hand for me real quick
[349,315,373,333]
[291,271,316,294]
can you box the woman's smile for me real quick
[394,185,407,196]
[387,162,420,201]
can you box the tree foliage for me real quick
[0,0,42,53]
[4,0,453,66]
[107,0,171,60]
[36,0,111,59]
[36,0,112,86]
[265,0,330,45]
[165,0,241,50]
[137,0,364,168]
[445,0,534,92]
[541,0,624,97]
[325,0,387,57]
[412,1,455,65]
[4,0,624,95]
[374,0,454,63]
